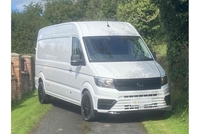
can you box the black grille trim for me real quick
[114,77,161,91]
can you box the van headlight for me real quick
[161,75,168,86]
[94,77,115,88]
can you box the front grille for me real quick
[124,94,157,98]
[114,77,161,91]
[111,93,168,111]
[124,103,158,110]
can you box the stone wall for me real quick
[11,53,35,101]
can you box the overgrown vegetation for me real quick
[11,0,188,133]
[149,1,188,132]
[143,46,188,133]
[11,90,52,134]
[152,0,188,91]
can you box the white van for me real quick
[35,21,171,121]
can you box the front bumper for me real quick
[94,86,171,113]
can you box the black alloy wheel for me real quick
[38,81,50,104]
[81,91,96,121]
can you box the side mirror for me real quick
[152,52,157,60]
[70,54,84,66]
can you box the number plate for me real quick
[132,99,152,105]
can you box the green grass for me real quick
[143,113,188,134]
[11,90,52,134]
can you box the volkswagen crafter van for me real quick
[35,21,171,121]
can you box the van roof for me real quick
[74,21,140,36]
[37,21,140,41]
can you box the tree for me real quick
[151,0,188,91]
[11,2,50,54]
[83,0,106,20]
[116,0,162,49]
[42,0,85,24]
[83,0,121,21]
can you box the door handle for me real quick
[69,68,72,72]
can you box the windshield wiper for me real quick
[141,58,154,61]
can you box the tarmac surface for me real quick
[30,98,149,134]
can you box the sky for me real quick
[11,0,41,12]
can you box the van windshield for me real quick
[83,36,153,62]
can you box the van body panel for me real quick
[67,65,94,102]
[155,62,166,75]
[37,23,78,41]
[90,61,161,79]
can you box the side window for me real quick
[72,37,83,59]
[72,37,83,58]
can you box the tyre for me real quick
[38,81,50,104]
[81,91,96,121]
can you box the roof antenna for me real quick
[107,21,110,27]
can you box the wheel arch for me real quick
[37,72,46,90]
[81,82,96,110]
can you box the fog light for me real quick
[164,94,171,105]
[98,99,117,110]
